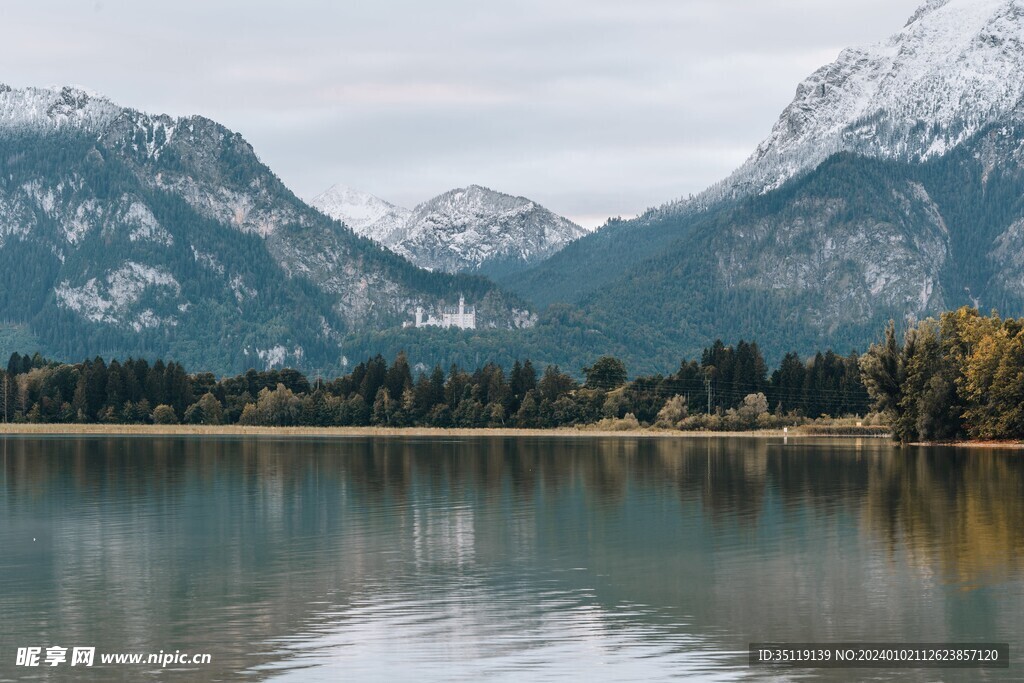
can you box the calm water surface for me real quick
[1,435,1022,681]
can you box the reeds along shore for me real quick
[0,423,891,439]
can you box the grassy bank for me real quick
[0,423,891,439]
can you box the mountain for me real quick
[572,133,1024,369]
[398,186,588,277]
[511,0,1024,307]
[0,85,531,374]
[696,0,1024,205]
[499,0,1024,370]
[313,184,587,278]
[308,185,411,246]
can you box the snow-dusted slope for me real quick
[309,183,586,275]
[689,0,1024,206]
[398,185,588,275]
[310,185,411,245]
[0,84,123,133]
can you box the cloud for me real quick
[0,0,923,227]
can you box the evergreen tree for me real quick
[583,356,627,390]
[538,365,577,402]
[384,352,413,403]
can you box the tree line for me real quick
[1,340,870,430]
[9,307,1022,440]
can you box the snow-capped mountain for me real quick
[400,186,587,275]
[309,185,411,246]
[312,184,586,276]
[0,84,530,374]
[690,0,1024,207]
[505,0,1024,371]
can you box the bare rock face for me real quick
[704,173,953,333]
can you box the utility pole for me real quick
[703,366,716,415]
[2,374,7,424]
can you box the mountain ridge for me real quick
[312,183,587,277]
[0,84,532,374]
[682,0,1024,211]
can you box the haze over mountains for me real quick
[3,0,1024,376]
[311,184,587,278]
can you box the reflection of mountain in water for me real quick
[2,436,1023,681]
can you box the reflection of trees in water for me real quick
[7,438,1024,562]
[7,439,1024,580]
[862,448,1024,588]
[601,438,773,526]
[638,438,1024,588]
[692,438,767,524]
[767,441,877,513]
[578,439,634,505]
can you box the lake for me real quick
[1,435,1022,681]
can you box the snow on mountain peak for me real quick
[905,0,954,25]
[312,183,586,274]
[400,185,588,274]
[309,184,411,245]
[691,0,1024,206]
[411,185,537,223]
[0,84,124,133]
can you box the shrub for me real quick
[152,404,179,424]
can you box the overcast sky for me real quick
[2,0,922,227]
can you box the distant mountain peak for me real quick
[309,184,411,245]
[410,185,536,221]
[311,183,586,276]
[399,185,587,275]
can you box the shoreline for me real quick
[915,440,1024,450]
[0,424,888,439]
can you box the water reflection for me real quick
[0,436,1022,681]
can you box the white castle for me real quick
[405,295,476,330]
